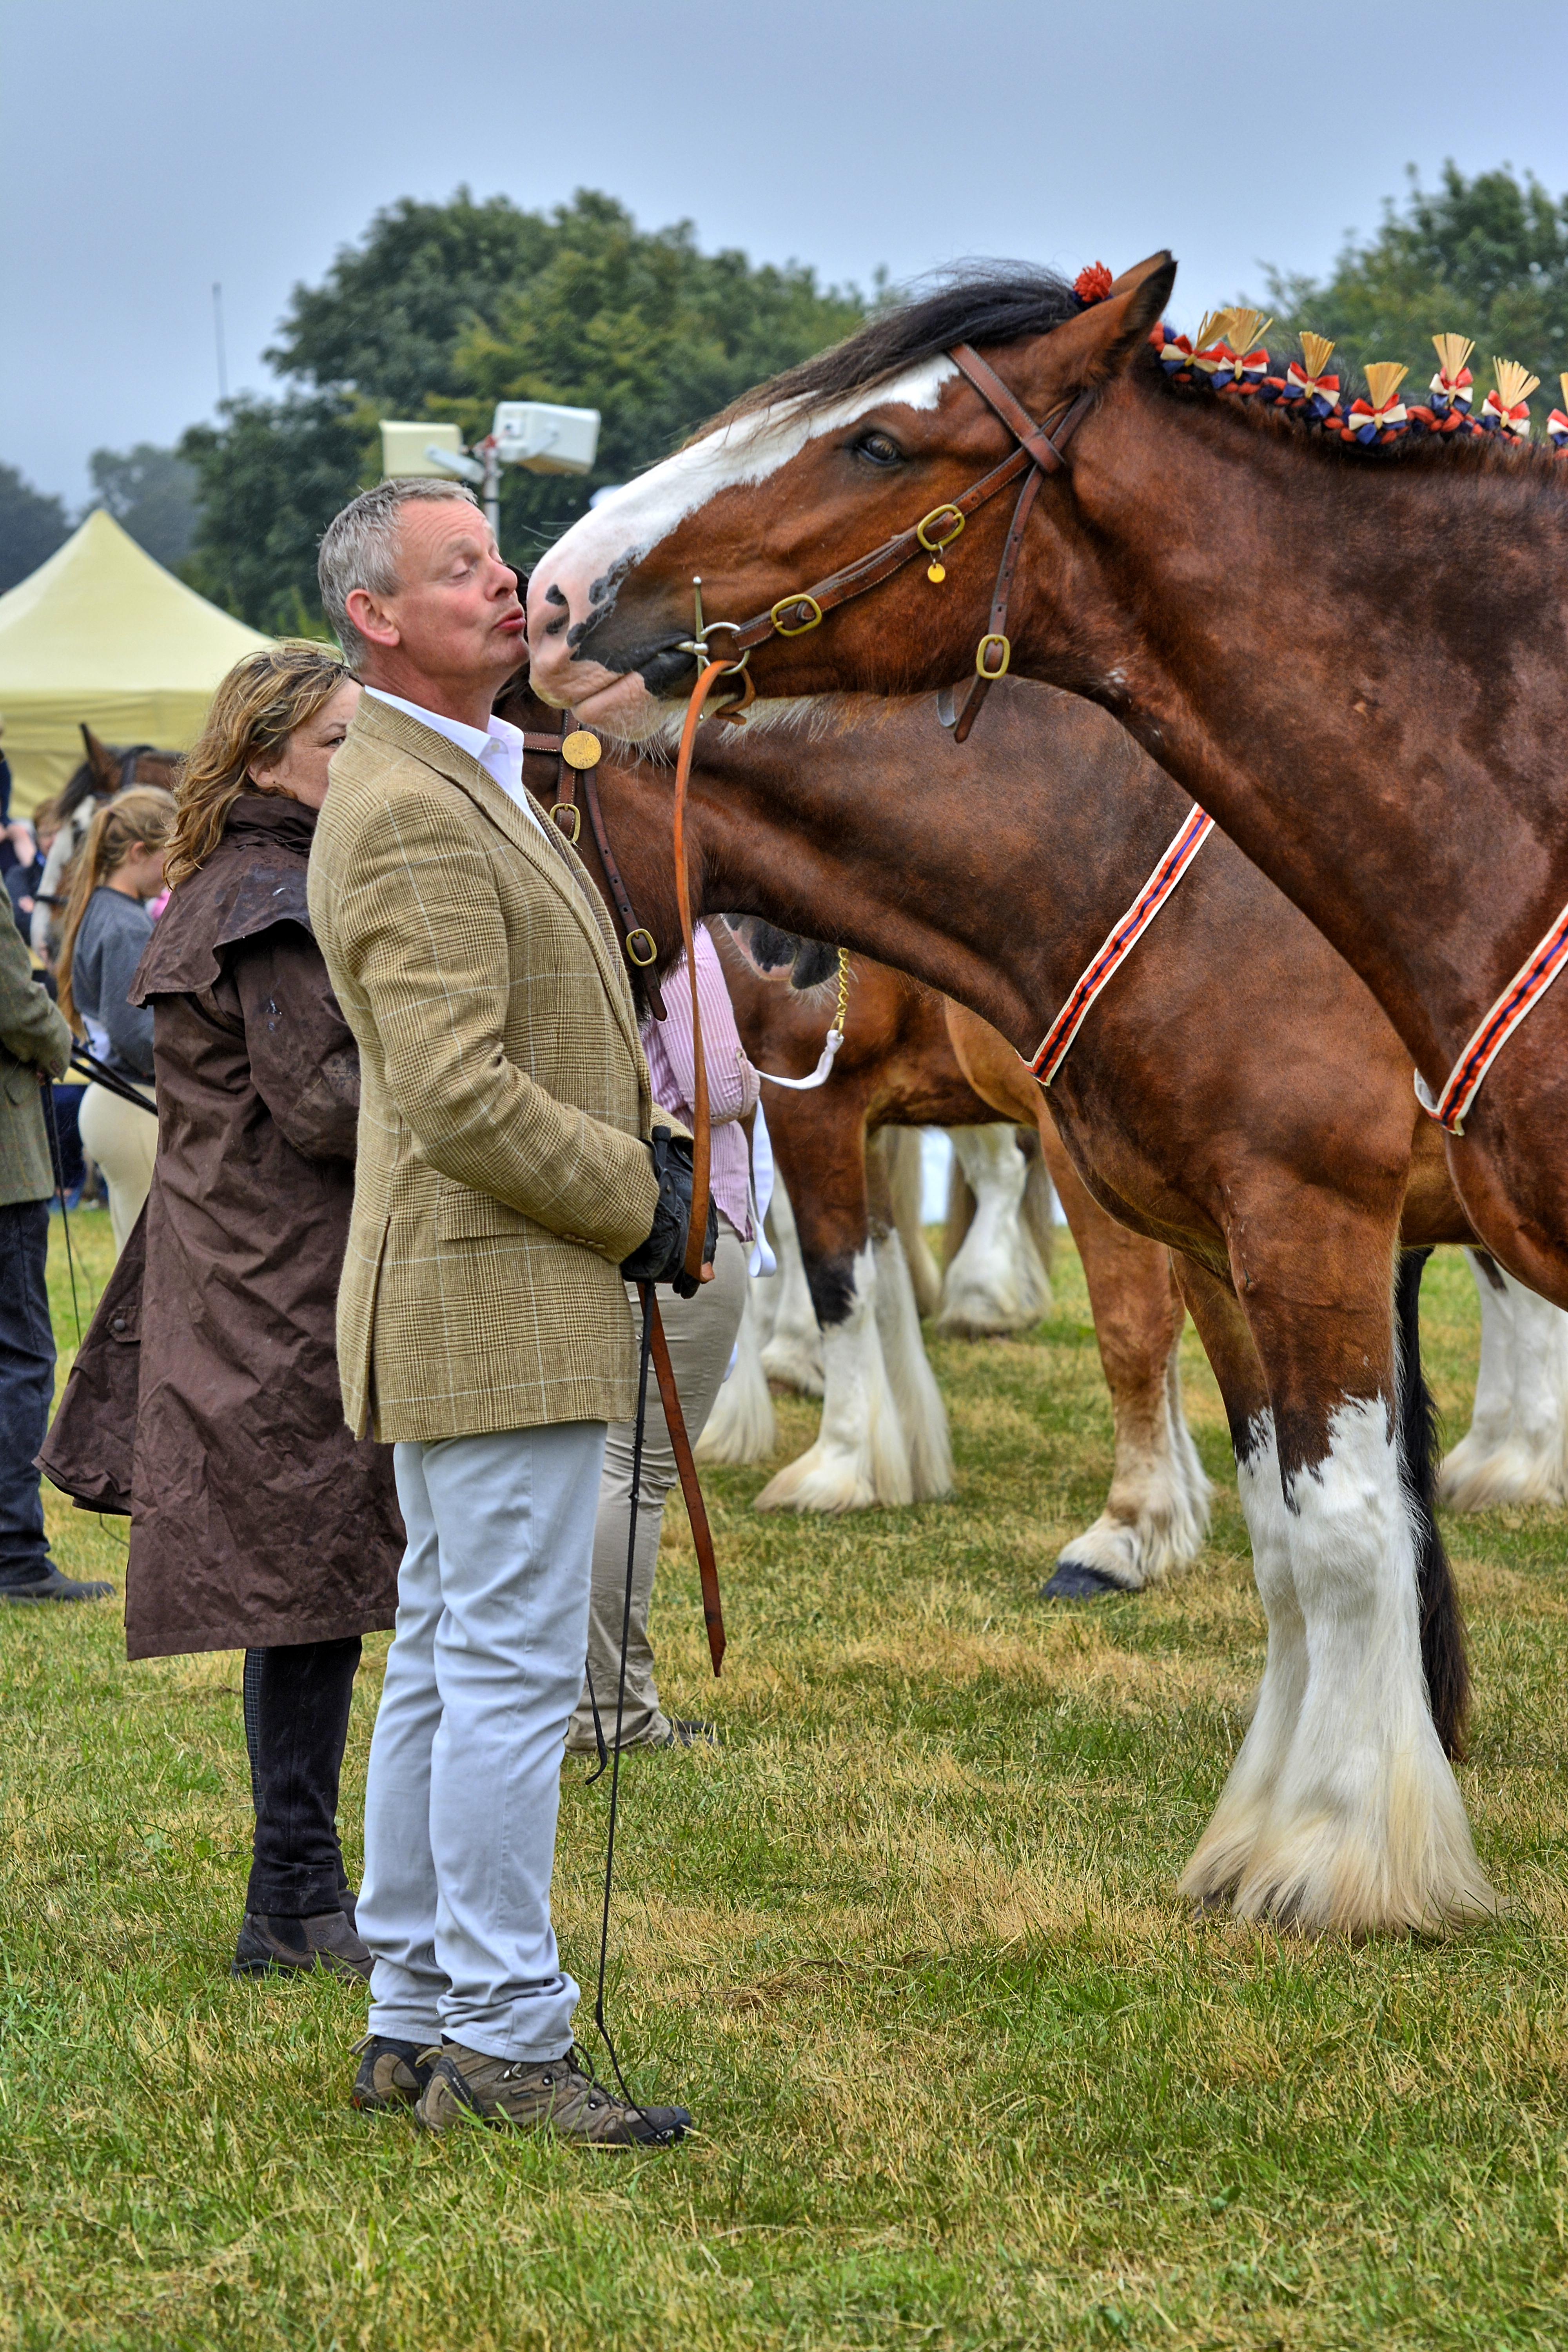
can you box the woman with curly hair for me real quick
[44,643,403,1982]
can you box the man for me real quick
[0,904,111,1604]
[310,478,693,2143]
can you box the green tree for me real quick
[87,443,199,569]
[1261,163,1568,408]
[178,392,374,633]
[439,190,872,554]
[0,463,70,594]
[187,187,873,622]
[267,188,560,413]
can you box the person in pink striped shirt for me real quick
[565,922,759,1753]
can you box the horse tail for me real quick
[1396,1246,1469,1760]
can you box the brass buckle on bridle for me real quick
[624,928,658,967]
[975,633,1011,680]
[549,802,582,843]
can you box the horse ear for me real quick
[80,725,115,782]
[1042,250,1179,392]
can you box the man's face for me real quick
[354,500,526,694]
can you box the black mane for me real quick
[705,261,1568,487]
[707,262,1081,429]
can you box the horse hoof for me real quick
[1041,1560,1123,1601]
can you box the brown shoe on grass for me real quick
[415,2040,690,2145]
[350,2034,437,2111]
[231,1909,373,1983]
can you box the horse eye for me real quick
[853,430,903,466]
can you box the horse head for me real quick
[524,254,1175,737]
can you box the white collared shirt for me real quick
[365,686,546,837]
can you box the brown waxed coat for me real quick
[40,796,402,1658]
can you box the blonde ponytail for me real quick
[56,786,176,1033]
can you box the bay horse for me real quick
[512,675,1486,1935]
[524,256,1568,1314]
[719,931,1209,1581]
[506,683,1207,1579]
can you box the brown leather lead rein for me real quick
[648,1296,725,1673]
[524,709,720,1666]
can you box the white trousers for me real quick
[361,1420,607,2062]
[78,1079,156,1256]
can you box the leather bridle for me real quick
[521,721,668,1022]
[682,343,1096,743]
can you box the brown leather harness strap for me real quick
[578,766,668,1023]
[648,1295,725,1675]
[521,720,668,1021]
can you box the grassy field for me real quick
[4,1216,1567,2350]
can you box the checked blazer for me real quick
[308,693,661,1443]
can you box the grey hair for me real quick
[317,477,481,668]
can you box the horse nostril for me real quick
[543,583,567,607]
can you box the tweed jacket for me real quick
[0,911,71,1205]
[308,694,661,1443]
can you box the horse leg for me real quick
[867,1132,955,1500]
[1020,1133,1058,1292]
[1169,1255,1305,1907]
[884,1125,944,1319]
[1193,1213,1491,1933]
[1041,1140,1212,1598]
[694,1275,778,1468]
[759,1175,825,1396]
[1440,1251,1568,1509]
[937,1125,1051,1335]
[754,1107,917,1515]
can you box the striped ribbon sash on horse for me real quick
[1416,890,1568,1135]
[1030,804,1214,1087]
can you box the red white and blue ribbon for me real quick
[1031,805,1214,1087]
[1416,891,1568,1134]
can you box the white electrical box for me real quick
[492,401,601,475]
[380,421,468,479]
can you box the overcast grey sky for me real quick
[7,0,1568,506]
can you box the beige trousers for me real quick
[78,1080,156,1256]
[565,1218,749,1753]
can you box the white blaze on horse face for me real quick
[526,354,960,714]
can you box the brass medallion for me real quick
[561,730,603,770]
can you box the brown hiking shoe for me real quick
[415,2041,690,2145]
[350,2034,437,2112]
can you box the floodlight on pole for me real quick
[379,401,601,546]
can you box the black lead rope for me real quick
[586,1277,677,2143]
[40,1074,83,1350]
[69,1046,158,1113]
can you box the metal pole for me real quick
[483,438,501,547]
[212,282,229,406]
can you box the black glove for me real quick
[621,1126,718,1298]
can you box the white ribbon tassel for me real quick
[754,1025,844,1092]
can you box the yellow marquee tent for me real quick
[0,510,270,809]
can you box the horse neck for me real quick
[629,698,1200,1062]
[1052,387,1568,1067]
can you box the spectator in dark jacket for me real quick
[0,898,110,1603]
[42,644,403,1979]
